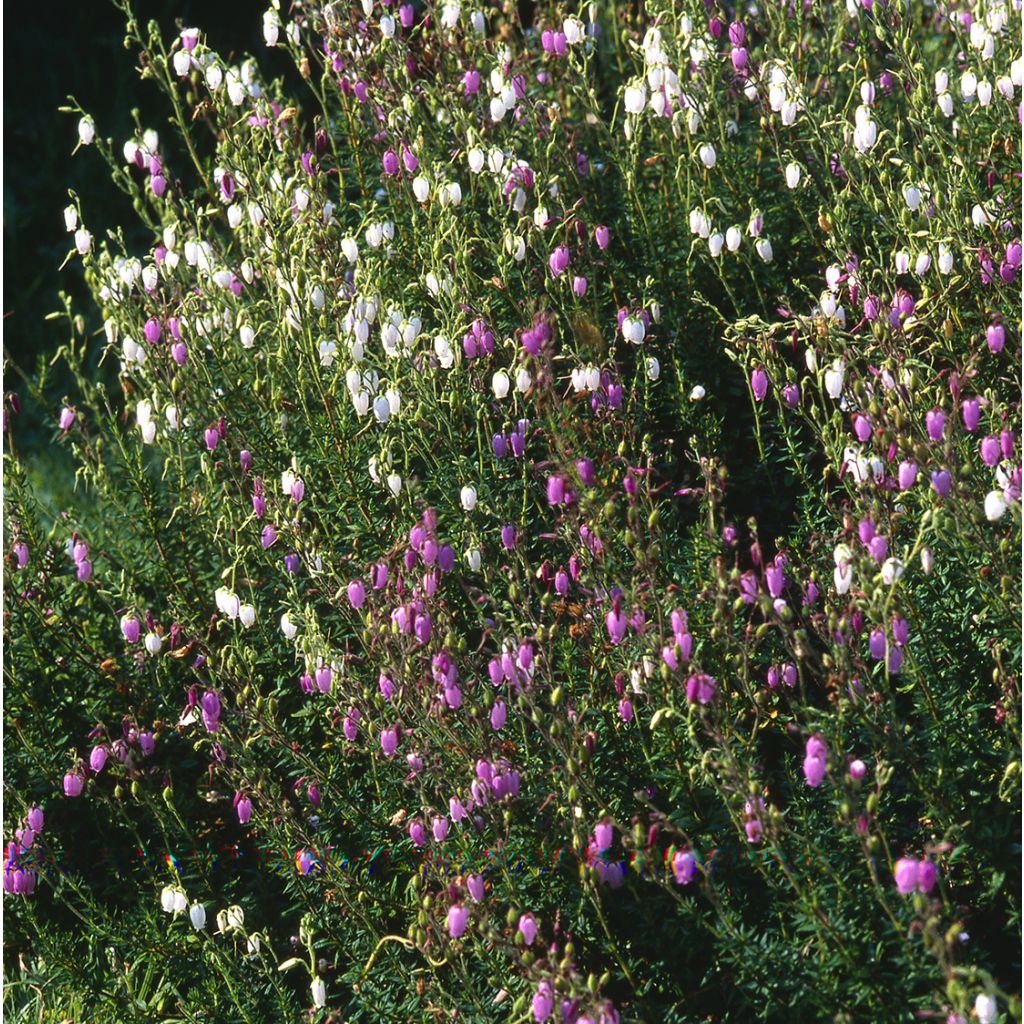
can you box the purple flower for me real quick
[546,475,565,506]
[931,469,951,497]
[63,772,84,798]
[201,690,221,732]
[261,525,277,549]
[986,324,1005,353]
[962,398,981,431]
[893,857,919,894]
[347,580,366,608]
[980,436,1000,467]
[751,368,768,402]
[672,849,697,884]
[897,461,917,490]
[917,858,937,893]
[594,225,610,250]
[382,149,399,176]
[594,821,613,853]
[925,409,945,441]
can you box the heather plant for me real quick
[3,0,1021,1021]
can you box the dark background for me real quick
[3,1,280,506]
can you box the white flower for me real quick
[755,238,774,263]
[386,472,402,496]
[226,905,245,930]
[239,603,256,628]
[914,251,931,275]
[319,340,337,367]
[515,367,531,393]
[698,143,716,168]
[467,147,485,174]
[78,117,95,145]
[75,229,92,255]
[785,162,801,189]
[246,934,261,955]
[881,557,904,585]
[372,395,391,423]
[492,370,510,399]
[725,226,742,251]
[412,176,430,202]
[173,49,192,77]
[975,993,998,1024]
[281,613,298,639]
[708,232,724,257]
[920,547,933,573]
[894,250,910,274]
[312,978,327,1008]
[622,317,646,344]
[624,83,647,115]
[160,885,177,913]
[64,205,78,232]
[834,562,853,595]
[938,244,954,274]
[645,356,661,381]
[263,10,280,45]
[466,548,482,571]
[144,631,163,655]
[460,485,478,511]
[189,903,207,930]
[206,64,223,92]
[689,385,706,400]
[984,490,1008,521]
[824,360,845,399]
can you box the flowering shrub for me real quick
[3,0,1021,1021]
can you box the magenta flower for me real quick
[548,245,569,277]
[408,820,426,847]
[343,706,359,741]
[594,225,610,250]
[751,368,768,401]
[606,606,627,644]
[63,772,84,798]
[594,820,613,852]
[685,673,715,704]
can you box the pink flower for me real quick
[380,726,399,756]
[446,903,469,938]
[518,913,538,945]
[893,857,919,894]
